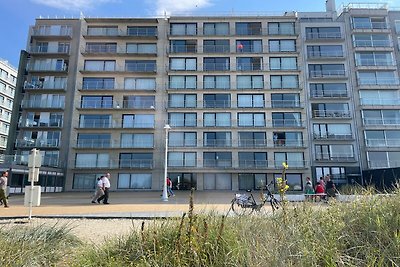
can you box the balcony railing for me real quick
[306,32,342,40]
[353,22,388,30]
[366,139,400,147]
[79,100,116,109]
[239,160,269,169]
[15,139,60,148]
[353,40,391,47]
[236,63,263,71]
[29,45,70,54]
[19,120,63,128]
[368,160,400,169]
[271,119,304,127]
[315,153,355,161]
[77,119,155,129]
[169,45,197,53]
[202,63,230,71]
[203,140,232,147]
[273,140,304,147]
[0,155,61,168]
[81,81,116,90]
[74,159,154,169]
[32,28,72,37]
[236,45,263,53]
[122,100,155,109]
[360,98,399,106]
[22,100,65,109]
[24,81,67,90]
[308,51,344,58]
[271,100,301,108]
[313,110,351,118]
[310,90,348,98]
[363,118,400,126]
[356,59,395,66]
[83,44,157,54]
[313,133,353,140]
[358,78,399,86]
[27,63,68,72]
[309,70,346,78]
[202,45,231,53]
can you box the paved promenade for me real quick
[0,191,244,219]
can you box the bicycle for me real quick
[229,181,281,215]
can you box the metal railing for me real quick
[360,98,399,105]
[311,90,348,98]
[309,70,346,78]
[271,100,301,108]
[353,22,388,30]
[271,119,304,127]
[0,154,61,168]
[74,159,154,169]
[77,119,155,129]
[313,133,353,140]
[363,118,400,126]
[81,81,116,90]
[27,63,68,72]
[24,81,67,90]
[368,160,400,169]
[202,63,230,71]
[15,139,60,148]
[353,40,391,47]
[32,28,72,37]
[366,139,400,147]
[202,45,231,53]
[236,63,263,71]
[315,153,355,161]
[306,32,342,40]
[22,100,65,109]
[29,45,70,54]
[169,45,197,53]
[307,51,344,58]
[313,110,351,118]
[18,120,63,128]
[356,59,395,66]
[122,100,155,109]
[358,78,400,86]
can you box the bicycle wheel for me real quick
[270,198,281,211]
[231,201,254,216]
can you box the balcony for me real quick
[353,40,392,48]
[202,63,230,71]
[315,154,355,162]
[356,59,395,67]
[19,120,63,128]
[353,22,388,30]
[32,28,72,38]
[306,32,342,40]
[122,100,155,109]
[313,133,353,140]
[236,63,263,71]
[203,140,232,147]
[368,160,400,169]
[273,140,304,148]
[238,139,268,148]
[78,100,117,109]
[203,159,232,168]
[15,139,60,148]
[363,118,400,126]
[84,28,157,38]
[202,45,230,53]
[360,98,399,106]
[81,63,156,73]
[365,139,400,147]
[77,119,155,129]
[271,119,304,128]
[27,63,68,72]
[29,45,70,55]
[271,100,302,108]
[22,100,65,109]
[239,160,268,169]
[313,110,351,118]
[307,51,344,59]
[23,81,67,90]
[169,45,197,54]
[74,159,154,169]
[358,78,399,86]
[309,70,346,78]
[82,45,157,55]
[310,90,348,98]
[236,45,263,54]
[0,126,9,135]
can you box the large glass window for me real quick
[82,77,114,90]
[170,23,197,35]
[307,45,343,58]
[169,76,197,89]
[273,132,302,147]
[313,123,352,139]
[75,153,109,168]
[203,40,230,53]
[119,153,153,168]
[237,75,263,89]
[271,93,299,108]
[274,152,304,168]
[169,132,196,147]
[270,75,298,89]
[169,113,197,127]
[236,40,262,53]
[203,75,230,89]
[309,64,345,77]
[85,42,117,53]
[315,145,354,161]
[353,34,390,47]
[168,152,196,167]
[169,94,197,108]
[122,114,154,128]
[237,57,262,71]
[272,112,301,127]
[239,152,267,168]
[170,58,196,71]
[236,22,262,35]
[203,113,231,127]
[269,40,296,52]
[360,90,398,105]
[237,94,264,108]
[238,113,265,127]
[358,71,398,85]
[238,132,266,147]
[123,96,155,109]
[203,132,231,147]
[269,57,297,70]
[355,52,393,66]
[310,83,347,98]
[203,22,229,35]
[121,133,153,148]
[203,152,232,167]
[127,26,157,36]
[77,134,111,148]
[81,96,113,108]
[125,60,156,72]
[306,27,341,39]
[268,22,295,35]
[126,43,157,54]
[203,57,230,71]
[84,60,115,71]
[79,114,111,128]
[170,40,197,53]
[203,94,231,108]
[118,173,152,189]
[124,78,155,90]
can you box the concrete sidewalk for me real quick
[0,191,241,219]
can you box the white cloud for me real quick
[153,0,213,15]
[31,0,116,10]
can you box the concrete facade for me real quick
[7,1,400,193]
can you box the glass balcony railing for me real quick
[353,22,388,30]
[358,78,399,86]
[313,110,351,118]
[22,100,65,109]
[313,133,352,140]
[29,45,70,54]
[23,81,67,90]
[363,118,400,126]
[311,90,348,98]
[360,98,399,105]
[309,70,346,78]
[15,139,60,148]
[366,139,400,147]
[356,59,394,66]
[306,32,342,40]
[353,40,391,47]
[315,153,355,161]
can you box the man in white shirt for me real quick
[97,173,111,204]
[91,176,105,204]
[0,171,9,208]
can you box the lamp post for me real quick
[161,124,171,201]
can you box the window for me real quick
[87,26,118,36]
[119,153,153,168]
[169,94,197,108]
[124,78,155,90]
[170,40,197,53]
[77,134,111,148]
[310,83,347,98]
[271,93,299,108]
[73,174,102,189]
[203,113,231,127]
[123,96,155,109]
[315,145,354,161]
[316,167,346,184]
[237,57,262,71]
[203,132,231,147]
[169,132,196,147]
[82,77,114,90]
[269,57,297,70]
[25,94,65,108]
[313,124,352,139]
[236,22,262,35]
[203,23,229,35]
[307,45,343,58]
[306,27,341,39]
[237,94,264,108]
[203,57,229,71]
[85,42,117,53]
[352,17,386,29]
[203,40,230,53]
[312,103,350,118]
[203,152,232,167]
[81,96,113,108]
[122,114,154,128]
[169,75,197,89]
[84,60,115,71]
[273,132,303,147]
[367,152,400,168]
[203,75,230,89]
[270,75,299,89]
[353,34,390,47]
[309,64,345,78]
[75,153,109,168]
[362,110,400,125]
[238,132,266,147]
[360,90,398,105]
[268,22,295,35]
[28,76,67,89]
[121,133,153,148]
[168,152,196,167]
[126,43,157,54]
[127,26,157,36]
[269,40,296,52]
[238,113,265,127]
[169,113,197,127]
[237,75,264,89]
[236,40,262,53]
[274,152,304,168]
[272,112,301,127]
[238,173,267,190]
[358,71,398,85]
[365,130,400,147]
[239,152,267,168]
[79,114,111,128]
[274,173,302,191]
[125,60,156,72]
[170,58,196,71]
[396,20,400,34]
[118,173,152,189]
[355,52,393,66]
[203,94,231,108]
[170,23,197,35]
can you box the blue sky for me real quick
[0,0,396,68]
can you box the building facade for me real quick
[0,59,16,155]
[7,1,400,192]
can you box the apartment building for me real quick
[6,0,400,193]
[0,59,16,155]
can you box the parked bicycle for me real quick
[229,181,281,215]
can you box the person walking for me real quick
[325,175,337,199]
[166,177,175,197]
[0,171,9,208]
[91,176,104,204]
[304,176,315,200]
[97,173,111,204]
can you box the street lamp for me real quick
[161,124,171,201]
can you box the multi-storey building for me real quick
[6,0,400,193]
[0,59,16,155]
